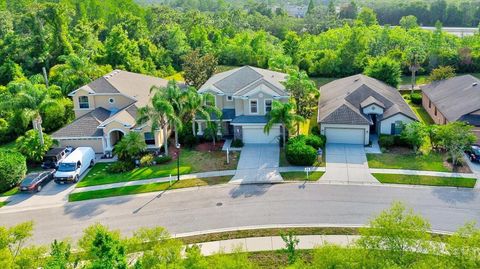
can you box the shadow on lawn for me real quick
[229,184,272,198]
[430,187,477,205]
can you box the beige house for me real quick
[52,70,172,154]
[196,66,290,144]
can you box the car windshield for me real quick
[57,163,76,172]
[473,147,480,155]
[21,175,39,185]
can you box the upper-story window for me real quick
[227,95,233,101]
[250,99,258,114]
[78,96,89,109]
[265,99,272,113]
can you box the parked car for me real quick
[41,147,73,169]
[465,145,480,162]
[54,147,95,184]
[19,170,55,192]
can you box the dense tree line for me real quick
[1,0,480,145]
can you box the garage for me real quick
[56,138,105,153]
[325,128,365,145]
[242,126,280,144]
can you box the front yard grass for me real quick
[0,201,8,208]
[69,176,232,202]
[1,187,19,197]
[280,171,324,181]
[372,173,477,188]
[402,94,434,124]
[367,152,450,172]
[77,149,239,187]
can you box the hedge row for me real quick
[285,135,326,166]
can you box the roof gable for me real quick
[213,66,263,94]
[320,103,371,125]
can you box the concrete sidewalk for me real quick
[370,168,476,178]
[188,234,359,256]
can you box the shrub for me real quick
[410,93,422,105]
[182,134,199,148]
[379,135,395,148]
[107,161,135,174]
[154,155,172,164]
[310,125,320,136]
[231,139,244,148]
[0,150,27,192]
[285,141,317,166]
[305,135,325,149]
[140,154,154,167]
[113,132,147,162]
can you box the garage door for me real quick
[243,126,280,144]
[325,128,365,144]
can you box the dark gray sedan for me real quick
[19,170,55,192]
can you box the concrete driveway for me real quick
[230,144,282,184]
[322,143,378,183]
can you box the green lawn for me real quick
[0,201,8,208]
[1,187,19,197]
[400,74,430,86]
[367,153,450,172]
[69,176,232,202]
[280,171,324,181]
[402,94,434,124]
[373,173,477,188]
[77,149,239,187]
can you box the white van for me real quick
[54,147,95,184]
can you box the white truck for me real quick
[54,147,95,184]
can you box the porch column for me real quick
[197,122,203,135]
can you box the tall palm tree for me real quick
[136,93,180,156]
[183,87,221,135]
[405,47,426,93]
[264,101,304,147]
[155,81,185,146]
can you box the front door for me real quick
[370,114,377,134]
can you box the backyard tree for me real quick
[16,129,55,162]
[405,46,427,92]
[182,49,217,89]
[356,7,378,26]
[113,132,147,162]
[429,65,456,81]
[264,101,304,147]
[399,15,419,30]
[364,57,402,87]
[437,122,476,167]
[0,150,27,192]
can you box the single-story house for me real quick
[317,74,418,145]
[421,74,480,140]
[196,66,290,144]
[52,70,176,153]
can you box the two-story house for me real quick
[196,66,290,144]
[52,70,174,154]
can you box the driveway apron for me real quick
[230,144,283,184]
[322,143,379,184]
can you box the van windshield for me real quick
[57,163,76,172]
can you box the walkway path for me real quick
[230,144,283,184]
[188,234,359,256]
[322,144,378,184]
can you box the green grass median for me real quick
[280,171,324,181]
[372,173,476,188]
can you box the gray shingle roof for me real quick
[213,66,263,94]
[421,75,480,122]
[318,74,417,124]
[231,115,268,124]
[52,108,111,138]
[360,96,385,108]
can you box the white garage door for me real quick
[243,126,280,144]
[325,128,365,145]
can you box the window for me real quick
[428,100,431,108]
[250,99,258,114]
[434,107,437,116]
[265,99,272,113]
[78,96,89,109]
[392,121,403,135]
[144,132,155,145]
[109,98,115,104]
[227,95,233,101]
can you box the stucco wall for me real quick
[380,114,415,134]
[72,89,95,118]
[319,123,369,145]
[93,95,133,111]
[422,92,448,125]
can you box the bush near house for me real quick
[0,150,27,192]
[285,135,323,166]
[106,161,135,174]
[155,156,172,164]
[231,139,244,148]
[140,154,155,167]
[410,93,422,105]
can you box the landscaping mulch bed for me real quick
[195,140,225,152]
[443,160,471,173]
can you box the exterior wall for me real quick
[93,95,133,111]
[136,124,165,149]
[56,138,104,153]
[241,91,275,116]
[234,99,244,116]
[215,95,224,110]
[362,104,384,115]
[72,89,95,118]
[320,123,370,145]
[223,95,235,109]
[380,114,415,135]
[422,93,448,125]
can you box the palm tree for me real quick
[183,87,221,135]
[405,47,426,93]
[155,81,185,146]
[264,101,304,147]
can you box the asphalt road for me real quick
[0,183,479,245]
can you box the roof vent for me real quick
[473,82,478,86]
